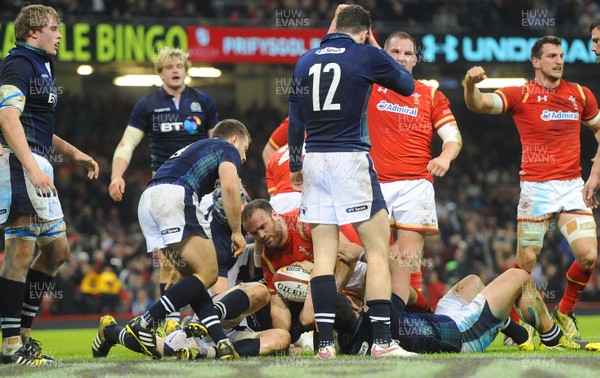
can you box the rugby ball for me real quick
[273,266,310,302]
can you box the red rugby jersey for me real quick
[496,80,599,182]
[368,81,456,183]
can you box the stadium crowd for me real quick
[0,0,599,32]
[0,1,600,318]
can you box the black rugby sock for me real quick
[311,275,337,348]
[214,288,250,320]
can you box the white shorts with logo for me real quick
[138,184,210,252]
[518,178,590,220]
[435,293,502,353]
[270,192,301,214]
[300,152,387,225]
[0,150,63,225]
[380,179,439,234]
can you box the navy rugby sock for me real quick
[367,299,393,346]
[0,277,26,340]
[105,325,144,354]
[21,269,53,330]
[144,276,206,329]
[159,283,181,322]
[190,290,228,342]
[214,288,250,320]
[539,323,563,347]
[311,275,337,348]
[233,338,261,357]
[501,318,529,345]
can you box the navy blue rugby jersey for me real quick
[0,42,58,156]
[129,86,218,171]
[149,138,241,198]
[338,309,462,355]
[288,33,414,171]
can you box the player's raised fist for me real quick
[465,66,487,85]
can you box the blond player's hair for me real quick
[154,47,191,74]
[14,4,61,42]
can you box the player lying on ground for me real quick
[332,250,600,353]
[93,283,290,359]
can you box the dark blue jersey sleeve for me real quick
[128,95,151,132]
[369,47,414,96]
[220,143,242,170]
[0,55,32,97]
[288,100,305,172]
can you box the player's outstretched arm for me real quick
[464,66,502,114]
[109,126,144,201]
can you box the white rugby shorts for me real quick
[138,184,209,252]
[300,152,387,225]
[380,179,439,234]
[518,178,590,220]
[0,149,63,225]
[270,191,301,214]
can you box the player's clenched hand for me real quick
[290,170,303,192]
[465,66,487,86]
[109,177,126,202]
[427,157,451,177]
[27,167,56,197]
[232,231,247,257]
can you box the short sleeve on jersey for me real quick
[128,96,151,132]
[0,55,33,95]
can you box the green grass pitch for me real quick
[3,316,600,377]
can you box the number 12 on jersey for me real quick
[309,63,341,111]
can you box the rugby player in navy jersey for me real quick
[108,46,219,323]
[108,46,219,200]
[332,249,600,354]
[0,4,99,366]
[288,4,414,358]
[124,119,250,360]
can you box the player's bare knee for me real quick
[265,329,291,351]
[463,274,484,291]
[506,268,530,283]
[516,247,538,271]
[242,282,270,307]
[575,250,597,271]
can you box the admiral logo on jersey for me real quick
[540,110,579,121]
[376,100,419,117]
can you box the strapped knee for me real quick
[517,221,547,248]
[37,219,67,246]
[4,224,41,241]
[560,216,596,244]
